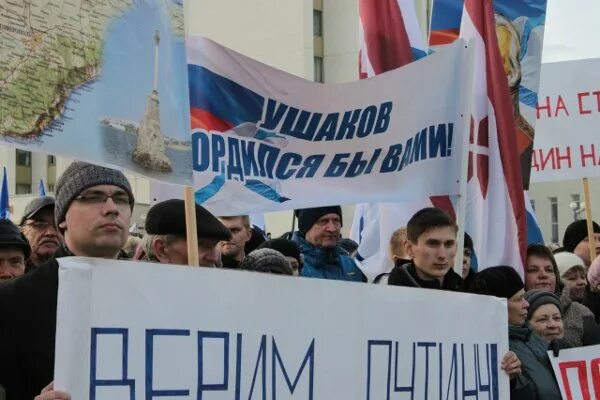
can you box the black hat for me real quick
[20,196,55,225]
[294,206,342,236]
[469,266,524,299]
[0,219,31,259]
[464,232,474,251]
[524,289,563,320]
[258,238,301,265]
[563,219,600,253]
[240,248,293,275]
[145,199,231,241]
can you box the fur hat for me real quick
[257,239,301,265]
[468,266,524,299]
[240,248,293,275]
[55,161,134,226]
[145,199,231,241]
[562,219,600,253]
[524,289,563,319]
[294,206,342,236]
[554,252,586,277]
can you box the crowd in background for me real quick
[1,162,600,399]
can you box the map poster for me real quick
[0,0,192,185]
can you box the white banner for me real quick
[549,344,600,400]
[531,58,600,182]
[188,37,473,215]
[54,257,510,399]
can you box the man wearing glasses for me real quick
[20,196,63,271]
[0,161,134,400]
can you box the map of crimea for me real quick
[0,0,135,137]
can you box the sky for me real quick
[542,0,600,62]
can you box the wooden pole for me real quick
[184,186,200,266]
[582,177,597,263]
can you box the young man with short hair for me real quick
[387,207,462,291]
[218,215,252,268]
[0,161,135,400]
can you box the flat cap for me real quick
[145,199,231,241]
[20,196,55,225]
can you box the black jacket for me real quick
[583,286,600,324]
[387,262,463,291]
[0,256,60,400]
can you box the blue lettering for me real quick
[271,338,315,399]
[364,148,382,174]
[241,140,260,178]
[429,124,449,158]
[357,105,377,138]
[281,109,312,140]
[211,134,226,172]
[324,153,350,177]
[335,109,361,140]
[192,131,210,172]
[90,328,135,400]
[314,113,339,141]
[398,138,413,171]
[275,153,303,180]
[227,137,244,181]
[257,144,280,179]
[296,155,325,178]
[374,102,393,134]
[380,144,403,173]
[198,331,230,399]
[411,128,428,162]
[146,329,190,399]
[366,340,392,400]
[260,99,288,131]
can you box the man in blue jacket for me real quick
[292,206,366,282]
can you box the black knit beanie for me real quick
[524,289,563,320]
[295,206,342,236]
[258,239,301,265]
[54,161,134,226]
[469,266,524,299]
[562,219,600,252]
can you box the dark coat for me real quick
[0,257,59,400]
[583,286,600,323]
[508,324,562,400]
[387,262,463,291]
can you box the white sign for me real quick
[549,344,600,400]
[188,37,473,215]
[531,58,600,182]
[54,257,510,399]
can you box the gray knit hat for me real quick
[54,161,134,226]
[240,248,293,275]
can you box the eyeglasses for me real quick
[74,192,131,207]
[23,220,57,230]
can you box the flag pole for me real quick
[184,186,200,266]
[454,39,476,277]
[582,177,596,262]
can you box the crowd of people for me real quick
[1,162,600,399]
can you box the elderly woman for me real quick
[525,244,599,347]
[469,266,562,400]
[554,252,587,302]
[524,289,565,343]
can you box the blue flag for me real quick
[0,167,9,219]
[39,179,46,196]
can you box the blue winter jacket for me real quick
[292,233,367,282]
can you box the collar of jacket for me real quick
[292,233,343,266]
[53,244,129,260]
[509,323,532,341]
[402,262,463,291]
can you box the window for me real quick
[530,199,535,213]
[15,184,31,195]
[550,197,559,243]
[314,56,323,83]
[48,184,55,192]
[16,149,31,167]
[48,155,56,166]
[313,10,322,36]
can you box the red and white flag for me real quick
[459,0,527,273]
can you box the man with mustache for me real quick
[0,161,134,400]
[20,196,63,271]
[292,206,366,282]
